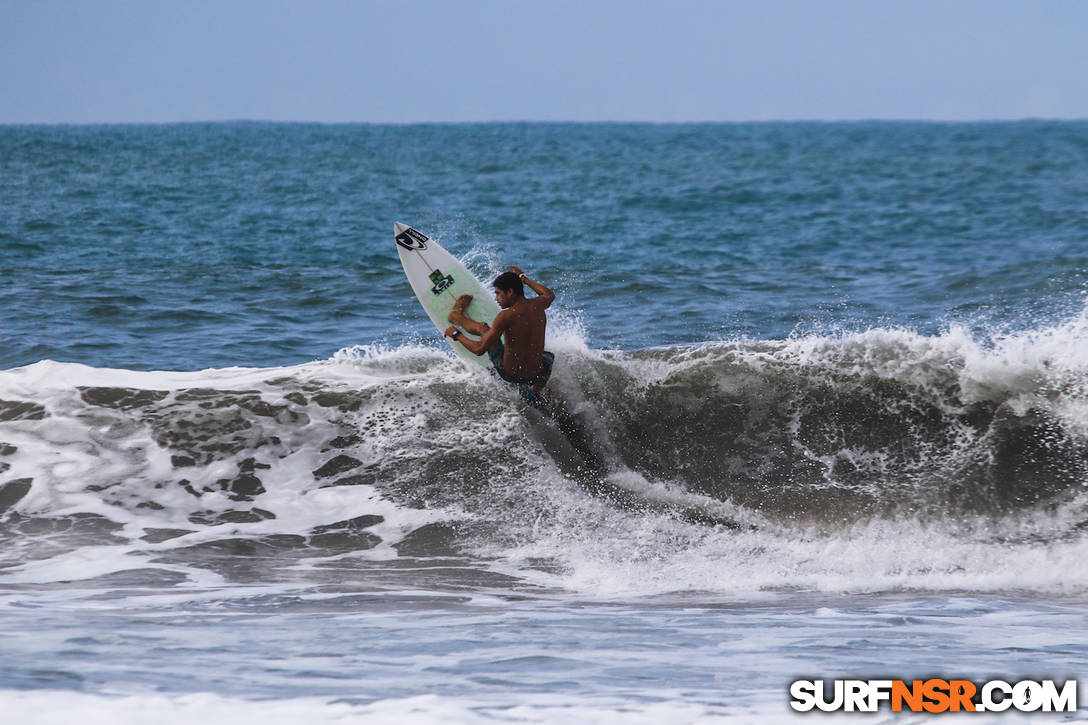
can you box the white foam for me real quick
[0,690,785,725]
[0,356,458,585]
[0,689,1043,724]
[486,467,1088,598]
[0,359,296,393]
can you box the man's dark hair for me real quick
[493,271,524,297]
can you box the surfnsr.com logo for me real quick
[789,679,1078,713]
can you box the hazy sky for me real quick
[3,0,1086,123]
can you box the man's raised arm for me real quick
[508,265,554,307]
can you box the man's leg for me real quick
[530,375,551,399]
[448,295,490,336]
[530,352,555,398]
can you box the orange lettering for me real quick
[892,680,924,712]
[948,680,976,712]
[923,679,951,713]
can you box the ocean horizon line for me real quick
[3,116,1087,129]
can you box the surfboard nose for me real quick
[394,222,409,236]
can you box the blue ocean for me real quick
[2,122,1087,722]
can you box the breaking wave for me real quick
[2,313,1088,597]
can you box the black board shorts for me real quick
[488,341,554,388]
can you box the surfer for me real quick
[444,266,555,402]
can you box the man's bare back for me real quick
[490,296,549,379]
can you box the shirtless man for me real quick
[443,265,555,400]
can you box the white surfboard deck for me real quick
[394,222,500,369]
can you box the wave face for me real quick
[582,325,1088,520]
[2,317,1088,596]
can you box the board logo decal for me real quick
[429,268,454,295]
[395,227,429,251]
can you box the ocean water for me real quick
[2,121,1088,722]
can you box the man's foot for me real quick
[448,295,473,324]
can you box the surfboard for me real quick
[394,222,500,369]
